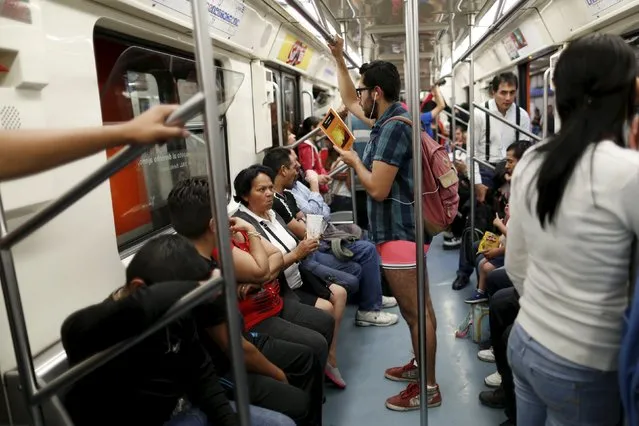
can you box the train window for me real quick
[93,34,243,251]
[282,74,299,125]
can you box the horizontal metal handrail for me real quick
[472,102,541,142]
[328,163,349,178]
[31,276,224,404]
[0,94,206,249]
[290,127,323,149]
[454,145,497,171]
[441,109,469,125]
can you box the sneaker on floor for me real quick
[356,310,399,327]
[385,383,442,411]
[464,289,489,304]
[443,237,462,250]
[442,231,454,239]
[484,371,502,388]
[452,274,469,291]
[478,347,496,363]
[479,387,505,409]
[381,295,398,308]
[325,364,346,389]
[384,358,418,382]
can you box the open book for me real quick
[319,108,355,151]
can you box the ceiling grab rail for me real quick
[472,102,542,142]
[542,68,551,141]
[284,0,360,68]
[452,0,528,69]
[404,1,427,425]
[273,82,284,147]
[0,88,209,426]
[190,1,251,425]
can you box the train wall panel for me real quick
[0,0,126,371]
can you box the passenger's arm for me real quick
[286,218,307,241]
[207,325,287,383]
[504,172,527,295]
[262,238,285,281]
[60,281,200,362]
[296,175,331,218]
[466,110,486,196]
[518,110,532,141]
[230,217,270,283]
[327,35,375,127]
[0,105,188,181]
[430,86,446,118]
[297,143,315,173]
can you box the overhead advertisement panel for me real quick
[151,0,246,37]
[275,33,315,71]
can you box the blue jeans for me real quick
[508,323,621,426]
[313,240,383,311]
[164,403,295,426]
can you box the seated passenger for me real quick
[232,165,348,388]
[61,234,295,426]
[263,147,398,327]
[293,117,330,193]
[466,205,509,304]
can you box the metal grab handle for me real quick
[542,68,551,141]
[328,162,349,178]
[472,102,541,142]
[32,277,225,404]
[272,82,284,147]
[0,95,206,250]
[302,90,314,117]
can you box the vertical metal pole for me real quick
[0,195,44,426]
[449,6,456,160]
[347,114,358,225]
[542,68,550,141]
[189,2,250,425]
[273,82,284,146]
[468,13,477,243]
[405,1,427,425]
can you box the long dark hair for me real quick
[533,34,636,227]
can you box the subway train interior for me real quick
[1,0,639,425]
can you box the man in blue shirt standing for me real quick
[327,35,442,412]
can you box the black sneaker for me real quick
[479,387,505,409]
[452,274,469,291]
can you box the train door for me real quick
[268,68,301,146]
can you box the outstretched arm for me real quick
[0,105,188,181]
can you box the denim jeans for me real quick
[508,323,621,426]
[164,402,295,426]
[313,240,383,311]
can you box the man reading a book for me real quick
[326,35,441,412]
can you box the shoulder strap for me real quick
[485,101,491,162]
[233,211,268,240]
[382,116,414,127]
[515,104,521,142]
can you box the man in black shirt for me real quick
[61,235,295,426]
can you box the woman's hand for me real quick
[237,283,262,300]
[294,238,320,259]
[229,217,256,234]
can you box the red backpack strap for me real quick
[382,116,414,127]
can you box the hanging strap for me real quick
[261,221,293,255]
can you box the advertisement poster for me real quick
[585,0,624,16]
[510,28,527,49]
[502,36,519,61]
[276,34,314,70]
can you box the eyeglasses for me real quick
[355,87,373,98]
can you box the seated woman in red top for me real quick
[293,117,331,193]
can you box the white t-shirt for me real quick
[506,140,639,371]
[238,205,303,290]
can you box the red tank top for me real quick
[213,231,283,331]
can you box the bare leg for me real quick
[384,266,437,386]
[314,284,347,368]
[478,260,495,293]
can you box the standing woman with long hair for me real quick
[505,33,639,426]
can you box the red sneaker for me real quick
[385,383,442,411]
[384,358,418,382]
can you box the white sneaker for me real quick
[356,310,399,327]
[382,296,398,308]
[478,347,496,363]
[442,231,454,239]
[484,371,502,388]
